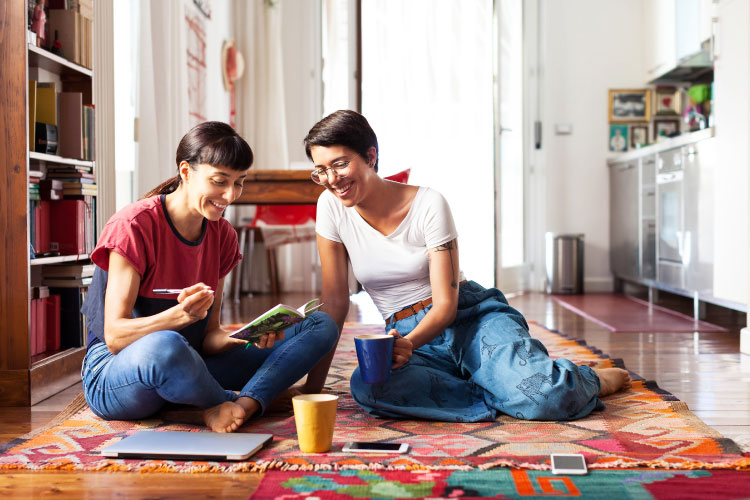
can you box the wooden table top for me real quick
[235,169,325,205]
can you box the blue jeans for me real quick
[350,282,603,422]
[82,311,338,420]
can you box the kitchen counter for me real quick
[607,127,714,165]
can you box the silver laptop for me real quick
[100,431,273,461]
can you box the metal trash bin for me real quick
[545,232,584,294]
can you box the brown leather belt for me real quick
[388,280,467,323]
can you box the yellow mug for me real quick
[292,394,339,453]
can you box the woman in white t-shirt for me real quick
[304,110,631,422]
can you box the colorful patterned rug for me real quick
[249,469,750,500]
[1,323,747,473]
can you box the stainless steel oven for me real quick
[656,147,685,288]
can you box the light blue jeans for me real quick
[350,282,604,422]
[82,311,338,420]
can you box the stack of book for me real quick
[46,164,97,197]
[42,261,94,288]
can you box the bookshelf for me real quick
[0,1,113,406]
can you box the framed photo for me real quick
[609,89,651,122]
[630,124,649,148]
[609,124,628,152]
[653,87,681,116]
[653,119,680,141]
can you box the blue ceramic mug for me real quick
[354,334,395,384]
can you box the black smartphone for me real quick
[341,442,409,453]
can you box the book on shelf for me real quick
[28,81,36,150]
[57,91,84,159]
[49,199,86,254]
[42,276,93,287]
[35,82,57,125]
[228,299,323,343]
[46,294,62,352]
[42,262,95,279]
[47,7,93,69]
[49,286,88,349]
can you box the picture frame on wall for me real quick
[653,119,680,141]
[609,89,651,122]
[609,124,628,152]
[653,86,681,116]
[630,124,649,148]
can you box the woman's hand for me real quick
[389,329,413,369]
[253,331,285,349]
[176,283,215,324]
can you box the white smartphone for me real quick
[342,442,409,454]
[550,454,588,475]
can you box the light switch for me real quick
[555,123,573,135]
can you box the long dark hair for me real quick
[303,110,379,172]
[143,121,254,198]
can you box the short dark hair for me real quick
[143,121,253,198]
[303,110,379,172]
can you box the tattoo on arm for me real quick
[432,239,458,289]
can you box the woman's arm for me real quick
[301,235,351,393]
[103,251,215,354]
[390,238,460,368]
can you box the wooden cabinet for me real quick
[0,2,95,406]
[712,0,749,305]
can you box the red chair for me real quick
[231,168,411,301]
[384,168,410,183]
[232,204,317,301]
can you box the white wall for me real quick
[538,0,645,291]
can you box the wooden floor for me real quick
[1,291,748,498]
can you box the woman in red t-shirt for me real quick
[81,121,337,432]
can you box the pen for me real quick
[153,288,215,294]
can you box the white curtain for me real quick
[232,0,321,294]
[362,0,495,287]
[136,0,189,199]
[233,0,289,172]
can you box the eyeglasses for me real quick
[310,159,352,185]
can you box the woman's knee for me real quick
[132,330,193,366]
[308,311,339,351]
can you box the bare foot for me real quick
[266,385,305,414]
[594,368,632,396]
[203,401,247,433]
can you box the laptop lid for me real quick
[100,430,273,461]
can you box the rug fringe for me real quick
[3,456,749,473]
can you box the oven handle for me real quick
[656,171,683,184]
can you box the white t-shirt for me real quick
[316,186,463,319]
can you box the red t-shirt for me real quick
[83,195,241,352]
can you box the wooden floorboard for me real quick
[1,291,748,498]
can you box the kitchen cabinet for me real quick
[643,0,676,82]
[712,0,749,305]
[608,130,741,313]
[643,0,714,83]
[609,160,640,281]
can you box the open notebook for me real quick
[100,430,273,461]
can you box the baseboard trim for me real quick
[741,327,750,355]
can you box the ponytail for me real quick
[141,175,181,199]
